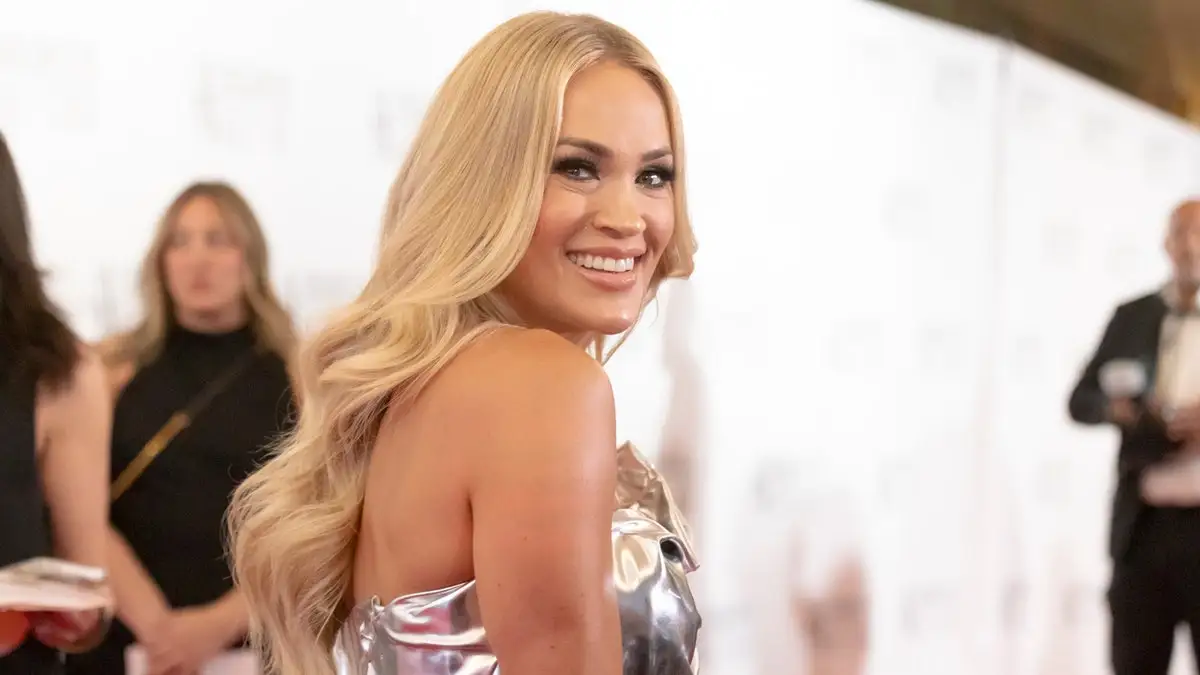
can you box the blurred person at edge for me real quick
[1069,199,1200,675]
[64,182,296,675]
[0,133,113,672]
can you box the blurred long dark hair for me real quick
[0,132,79,388]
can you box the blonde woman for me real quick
[228,12,700,675]
[66,182,296,675]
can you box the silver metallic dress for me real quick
[332,442,701,675]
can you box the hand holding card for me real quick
[0,558,110,613]
[0,557,112,654]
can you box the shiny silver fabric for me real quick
[332,442,701,675]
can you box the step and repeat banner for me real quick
[3,1,1200,673]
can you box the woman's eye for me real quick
[639,166,675,189]
[554,159,598,181]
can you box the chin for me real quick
[586,312,641,337]
[178,299,238,318]
[533,295,646,339]
[594,323,636,337]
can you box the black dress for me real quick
[0,358,60,675]
[65,326,292,675]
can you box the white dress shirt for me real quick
[1141,286,1200,505]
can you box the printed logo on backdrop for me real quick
[877,452,925,508]
[751,457,802,513]
[847,34,895,88]
[0,35,97,132]
[1141,133,1176,183]
[1039,220,1080,267]
[1104,241,1139,286]
[1001,578,1028,633]
[1058,582,1098,627]
[899,584,959,638]
[1035,455,1071,508]
[1009,333,1044,382]
[371,89,427,162]
[881,182,933,241]
[1013,82,1052,134]
[1078,110,1116,160]
[826,317,889,375]
[916,321,969,376]
[931,54,981,112]
[877,423,973,507]
[1038,581,1108,675]
[195,64,291,154]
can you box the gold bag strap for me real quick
[110,348,262,502]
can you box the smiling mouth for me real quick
[567,252,638,273]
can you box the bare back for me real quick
[351,350,478,602]
[352,327,617,609]
[341,331,699,675]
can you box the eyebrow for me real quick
[557,137,673,162]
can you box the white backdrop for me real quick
[3,1,1200,673]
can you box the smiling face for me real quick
[500,60,676,339]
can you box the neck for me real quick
[175,305,248,334]
[557,330,600,353]
[1175,279,1199,308]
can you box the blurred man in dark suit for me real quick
[1069,199,1200,675]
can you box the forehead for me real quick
[1172,203,1200,236]
[559,62,670,155]
[174,195,227,230]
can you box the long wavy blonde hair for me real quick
[227,12,696,675]
[101,181,296,367]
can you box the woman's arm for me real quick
[88,354,173,641]
[33,348,114,651]
[104,526,170,640]
[461,330,623,675]
[38,349,111,569]
[141,588,248,674]
[203,589,250,643]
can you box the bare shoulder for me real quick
[434,328,616,474]
[92,335,135,397]
[37,345,111,442]
[459,330,622,670]
[40,345,107,404]
[448,327,613,429]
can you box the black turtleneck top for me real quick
[109,325,292,609]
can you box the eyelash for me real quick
[552,157,675,189]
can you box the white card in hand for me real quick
[125,645,261,675]
[0,558,110,612]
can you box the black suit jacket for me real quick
[1068,291,1183,561]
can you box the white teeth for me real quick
[568,253,636,273]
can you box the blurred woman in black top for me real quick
[65,181,295,675]
[0,133,112,672]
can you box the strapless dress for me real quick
[332,442,701,675]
